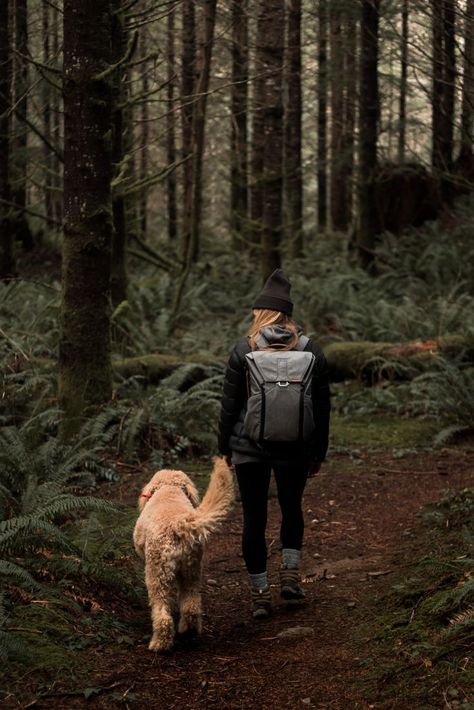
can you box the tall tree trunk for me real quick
[330,5,348,232]
[51,2,63,232]
[398,0,409,163]
[260,0,285,280]
[110,0,128,306]
[230,0,249,249]
[431,0,456,197]
[181,0,196,261]
[42,2,54,227]
[250,1,267,250]
[343,4,357,226]
[356,0,379,270]
[459,0,474,162]
[284,0,303,257]
[0,0,14,278]
[189,0,218,264]
[140,48,149,238]
[12,0,33,250]
[166,6,177,241]
[59,0,114,430]
[317,0,328,232]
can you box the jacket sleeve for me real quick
[217,341,248,455]
[308,342,331,462]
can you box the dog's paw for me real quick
[178,613,202,637]
[148,632,174,653]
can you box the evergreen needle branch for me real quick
[94,31,139,80]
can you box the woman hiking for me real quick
[218,269,331,619]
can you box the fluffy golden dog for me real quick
[133,457,234,652]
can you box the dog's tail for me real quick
[184,457,234,542]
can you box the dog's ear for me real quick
[138,486,153,512]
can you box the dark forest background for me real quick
[0,0,473,704]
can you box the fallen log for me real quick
[113,353,224,390]
[19,336,473,387]
[324,335,474,382]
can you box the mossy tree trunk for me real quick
[59,0,114,431]
[0,0,14,279]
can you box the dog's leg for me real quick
[145,557,177,652]
[177,556,203,637]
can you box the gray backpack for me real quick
[243,334,316,443]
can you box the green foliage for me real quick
[0,420,134,662]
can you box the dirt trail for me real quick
[37,448,474,709]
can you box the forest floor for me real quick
[3,419,474,710]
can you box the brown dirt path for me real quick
[20,448,474,709]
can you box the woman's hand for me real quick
[308,461,321,478]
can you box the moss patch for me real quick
[330,413,442,450]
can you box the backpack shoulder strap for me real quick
[295,335,310,351]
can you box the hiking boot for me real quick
[251,587,272,619]
[280,566,305,601]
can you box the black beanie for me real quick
[253,269,293,316]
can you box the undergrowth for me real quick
[360,489,474,709]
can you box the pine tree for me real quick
[59,0,114,431]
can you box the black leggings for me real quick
[235,462,309,575]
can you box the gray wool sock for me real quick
[249,571,268,591]
[282,548,301,569]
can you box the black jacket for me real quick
[218,334,331,464]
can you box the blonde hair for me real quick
[248,309,299,351]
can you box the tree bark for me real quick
[0,0,14,278]
[284,0,303,257]
[330,4,348,232]
[59,0,114,430]
[398,0,409,163]
[230,0,249,249]
[260,0,285,281]
[317,0,328,233]
[356,0,379,271]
